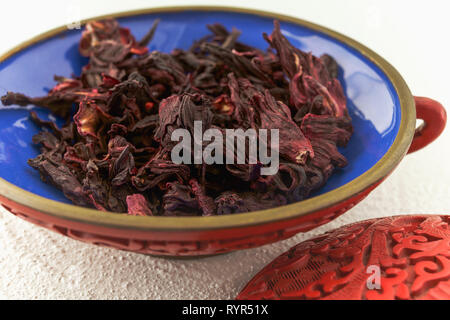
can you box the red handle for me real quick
[408,97,447,154]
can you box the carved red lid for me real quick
[237,215,450,300]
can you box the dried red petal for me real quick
[119,28,149,55]
[301,114,352,146]
[1,18,353,216]
[213,94,234,115]
[49,78,83,94]
[126,194,153,216]
[162,182,199,216]
[101,74,120,88]
[189,179,216,216]
[73,100,107,138]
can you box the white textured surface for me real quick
[0,0,449,300]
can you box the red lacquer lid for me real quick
[237,215,450,300]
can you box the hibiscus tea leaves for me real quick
[0,19,353,216]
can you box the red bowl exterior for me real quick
[0,181,381,256]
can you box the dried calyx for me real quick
[1,19,352,216]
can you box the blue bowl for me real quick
[0,7,421,257]
[0,8,411,203]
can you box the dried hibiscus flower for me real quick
[1,19,352,216]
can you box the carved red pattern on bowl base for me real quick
[0,184,372,256]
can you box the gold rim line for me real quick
[0,6,416,231]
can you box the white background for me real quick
[0,0,449,299]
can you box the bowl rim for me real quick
[0,5,416,231]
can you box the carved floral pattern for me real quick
[237,215,450,300]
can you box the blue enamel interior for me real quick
[0,10,400,205]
